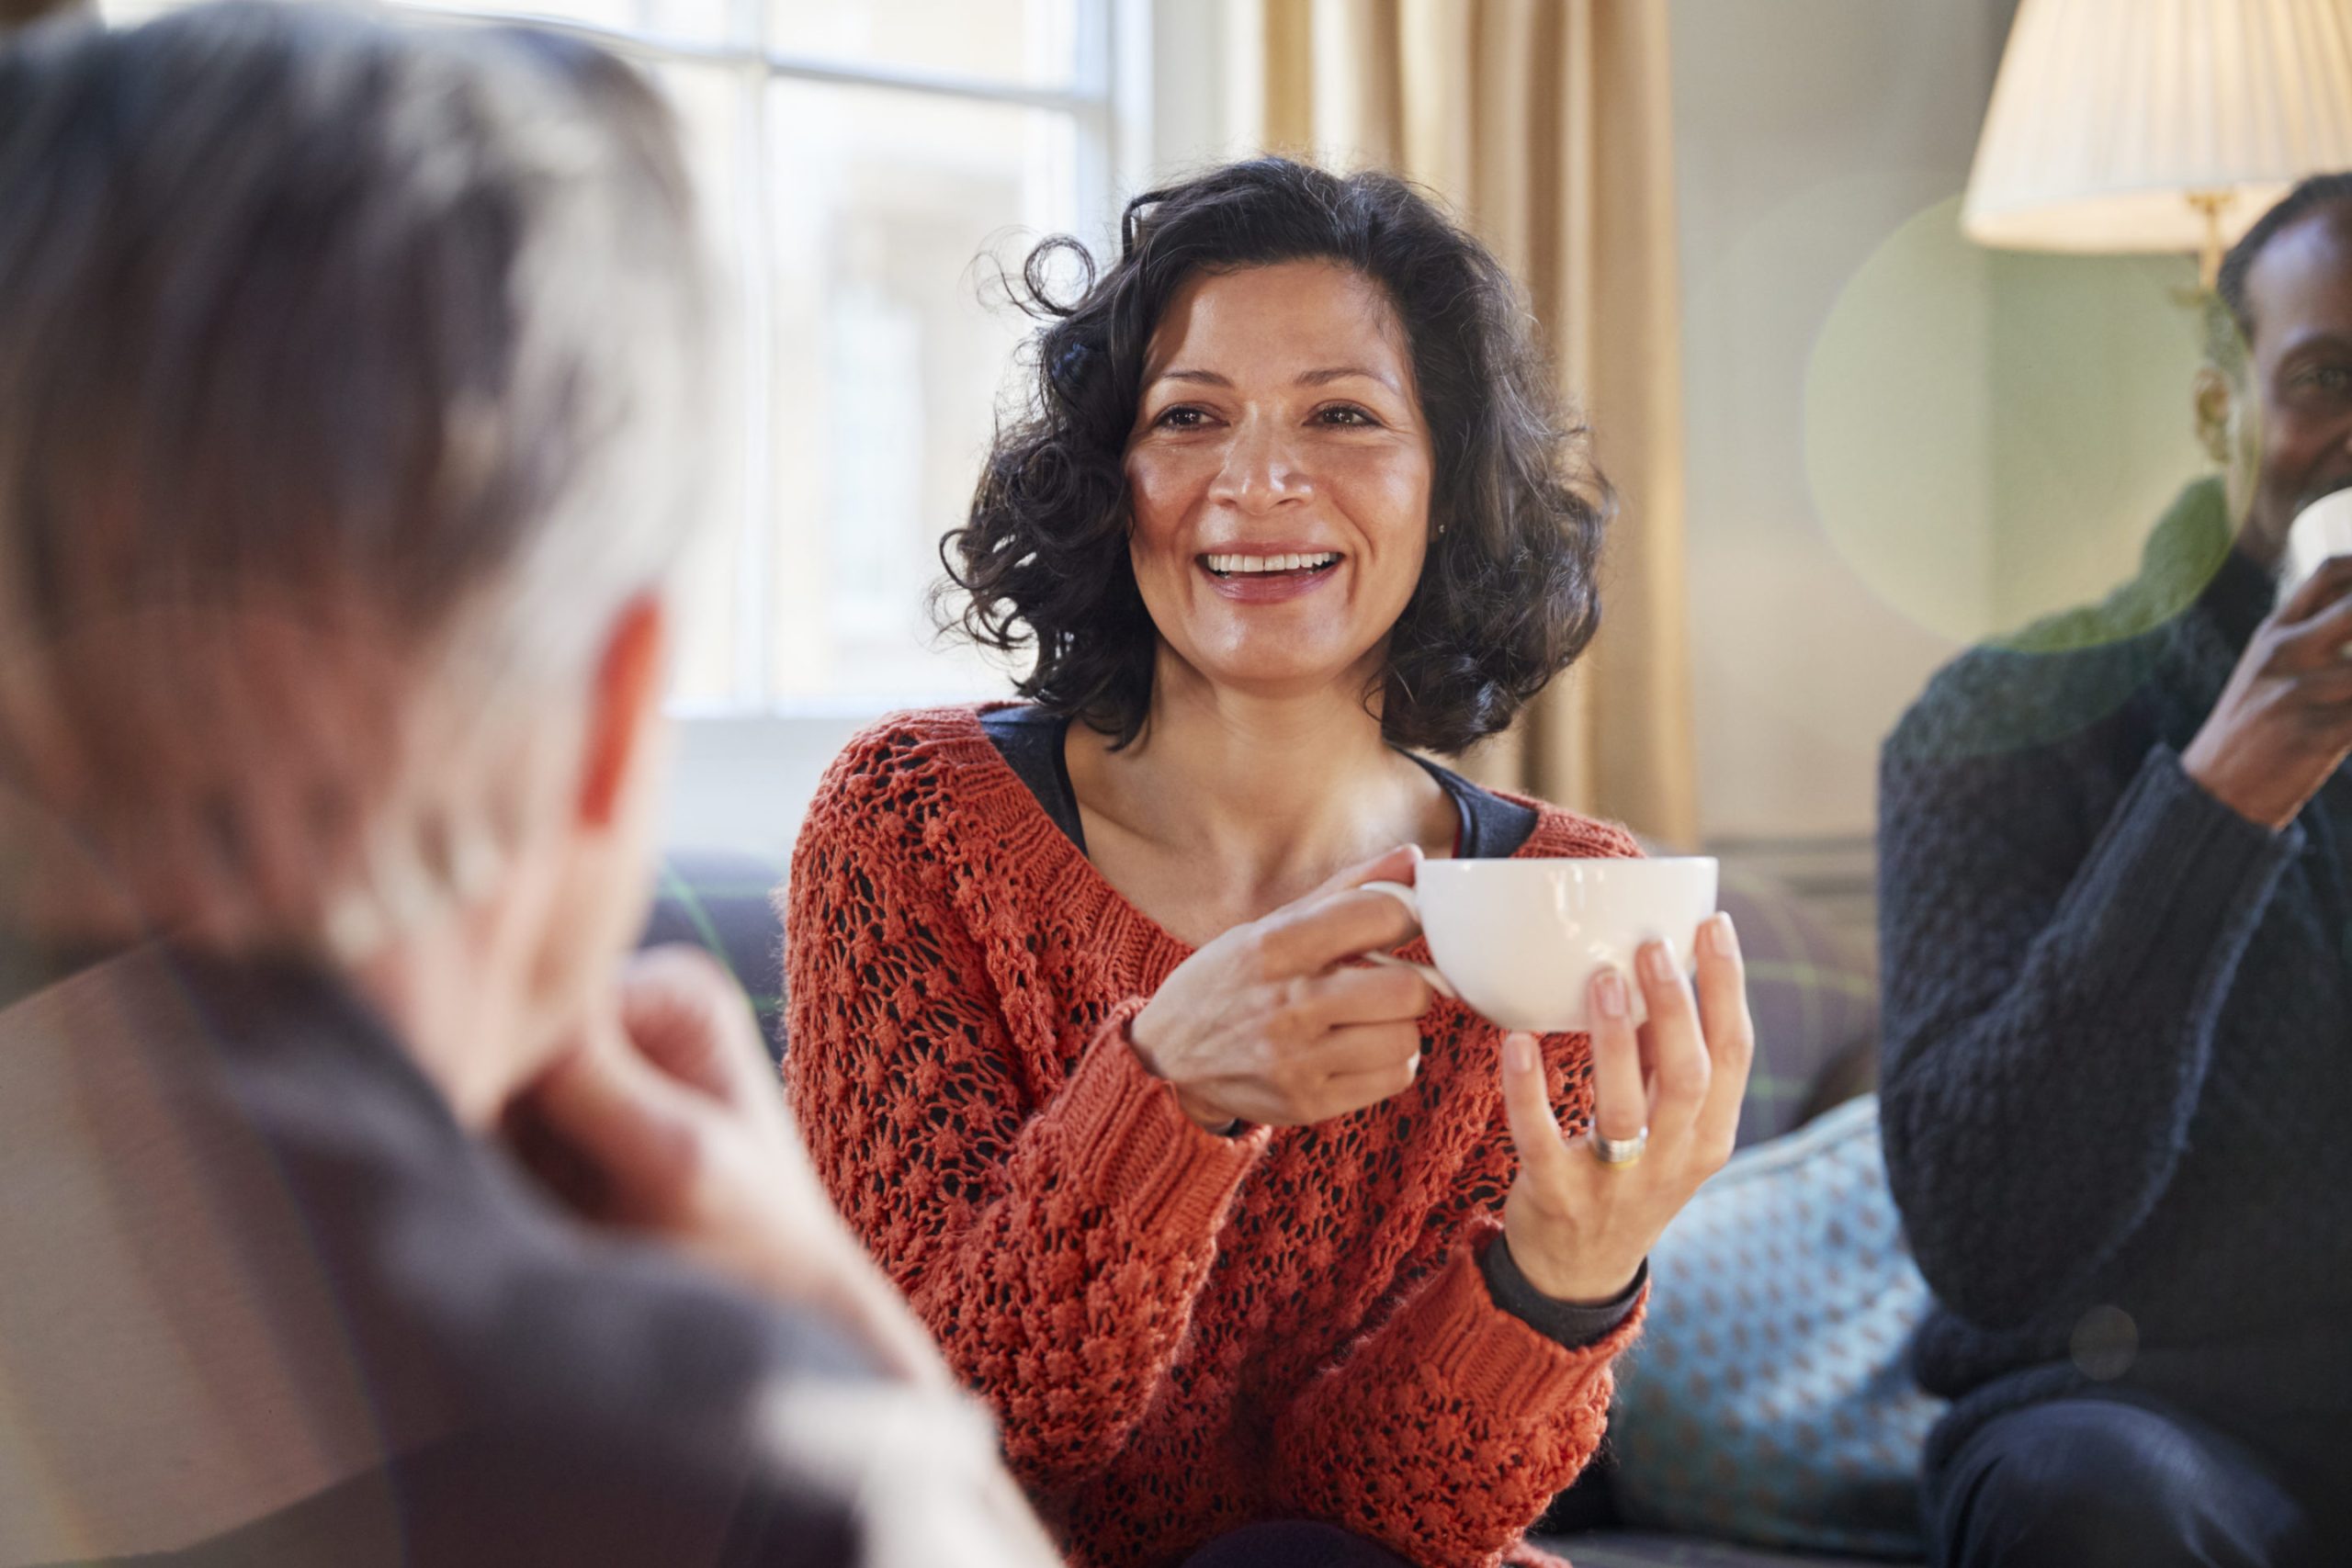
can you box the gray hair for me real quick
[0,1,711,954]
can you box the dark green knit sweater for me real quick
[1877,478,2352,1485]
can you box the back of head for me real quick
[0,1,707,957]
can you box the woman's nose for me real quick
[1206,415,1313,512]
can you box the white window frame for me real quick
[100,0,1159,856]
[432,1,1156,853]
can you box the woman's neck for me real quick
[1064,652,1454,941]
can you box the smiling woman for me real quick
[782,157,1755,1568]
[944,158,1606,757]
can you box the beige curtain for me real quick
[1239,0,1698,846]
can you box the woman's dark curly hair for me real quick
[940,156,1609,755]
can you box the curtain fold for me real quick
[1243,0,1698,845]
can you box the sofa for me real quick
[642,849,1917,1568]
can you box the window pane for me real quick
[763,79,1080,701]
[766,0,1082,89]
[401,0,733,43]
[651,62,756,708]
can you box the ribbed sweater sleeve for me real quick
[1877,732,2300,1329]
[783,773,1264,1494]
[1269,1220,1640,1566]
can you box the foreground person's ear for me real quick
[577,593,669,829]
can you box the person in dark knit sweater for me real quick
[1879,178,2352,1568]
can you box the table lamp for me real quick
[1963,0,2352,288]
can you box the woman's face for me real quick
[1125,259,1434,704]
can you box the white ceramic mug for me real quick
[2285,488,2352,596]
[1358,857,1719,1032]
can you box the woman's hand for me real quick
[1498,912,1753,1304]
[504,944,949,1388]
[1128,844,1435,1130]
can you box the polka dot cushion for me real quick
[1608,1094,1942,1558]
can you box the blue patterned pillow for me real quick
[1609,1095,1941,1557]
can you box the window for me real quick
[97,0,1152,850]
[101,0,1143,717]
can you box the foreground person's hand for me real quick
[1497,913,1754,1304]
[506,944,947,1387]
[1128,845,1435,1130]
[2181,553,2352,830]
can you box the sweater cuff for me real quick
[1407,1220,1642,1413]
[1050,998,1268,1235]
[1480,1235,1647,1348]
[2060,744,2302,991]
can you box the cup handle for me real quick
[1356,880,1459,1001]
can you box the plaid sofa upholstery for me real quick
[1712,869,1878,1150]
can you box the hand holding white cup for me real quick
[1496,909,1754,1303]
[1359,858,1753,1305]
[1356,857,1719,1029]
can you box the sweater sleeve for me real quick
[1267,1219,1641,1567]
[1876,731,2301,1329]
[782,761,1265,1495]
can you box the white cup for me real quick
[1360,857,1720,1032]
[2285,488,2352,595]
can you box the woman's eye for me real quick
[1153,405,1209,429]
[1316,404,1378,427]
[2295,364,2352,393]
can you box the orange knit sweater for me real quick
[783,707,1645,1568]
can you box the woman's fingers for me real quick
[1320,1053,1424,1114]
[1586,968,1647,1145]
[1635,939,1712,1141]
[1688,911,1755,1160]
[1306,841,1422,901]
[1261,885,1423,976]
[1304,1020,1424,1080]
[1298,962,1432,1028]
[1498,1032,1574,1190]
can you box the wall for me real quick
[1671,0,2005,845]
[1673,0,2211,848]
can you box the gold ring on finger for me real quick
[1591,1126,1649,1167]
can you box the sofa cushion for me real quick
[1712,872,1877,1149]
[1530,1531,1905,1567]
[1605,1095,1939,1559]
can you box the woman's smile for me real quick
[1198,546,1348,603]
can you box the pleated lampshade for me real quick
[1963,0,2352,278]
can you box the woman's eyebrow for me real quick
[1297,365,1400,390]
[1149,366,1400,390]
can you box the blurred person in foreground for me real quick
[1879,175,2352,1568]
[784,158,1756,1568]
[0,6,1052,1564]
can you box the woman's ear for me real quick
[2193,366,2235,468]
[577,593,669,831]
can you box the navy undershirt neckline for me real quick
[977,704,1539,862]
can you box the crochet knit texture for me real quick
[784,706,1645,1568]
